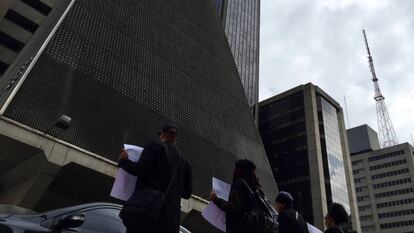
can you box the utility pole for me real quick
[362,29,398,148]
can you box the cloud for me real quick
[260,0,414,145]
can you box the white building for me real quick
[348,125,414,233]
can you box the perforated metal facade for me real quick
[2,0,277,199]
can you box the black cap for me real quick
[275,191,294,205]
[159,123,178,135]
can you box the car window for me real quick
[75,208,125,233]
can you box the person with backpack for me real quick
[324,203,357,233]
[209,159,278,233]
[275,191,309,233]
[118,124,192,233]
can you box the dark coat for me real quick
[278,207,309,233]
[120,140,192,233]
[213,179,254,233]
[324,223,354,233]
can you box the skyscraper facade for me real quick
[215,0,260,117]
[259,83,360,231]
[0,0,277,219]
[348,125,414,233]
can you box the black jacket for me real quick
[213,179,254,233]
[278,207,309,233]
[120,140,192,233]
[324,223,354,233]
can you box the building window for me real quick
[378,209,414,219]
[352,160,362,166]
[368,150,405,162]
[371,168,409,180]
[370,159,407,171]
[377,198,414,208]
[380,219,414,229]
[375,188,414,198]
[373,178,411,189]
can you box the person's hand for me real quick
[209,191,217,202]
[119,149,128,162]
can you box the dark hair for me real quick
[159,123,178,135]
[327,203,349,225]
[233,159,260,188]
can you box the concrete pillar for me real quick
[337,109,361,232]
[304,84,327,229]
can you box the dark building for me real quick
[348,126,414,233]
[214,0,260,119]
[0,0,277,227]
[259,83,360,231]
[347,124,380,155]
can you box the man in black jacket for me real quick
[276,191,309,233]
[119,124,192,233]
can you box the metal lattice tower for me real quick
[362,29,398,148]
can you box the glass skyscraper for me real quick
[259,83,360,231]
[215,0,260,118]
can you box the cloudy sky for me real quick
[259,0,414,145]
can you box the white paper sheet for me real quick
[110,144,144,201]
[202,202,227,232]
[202,177,231,232]
[307,223,323,233]
[212,177,231,201]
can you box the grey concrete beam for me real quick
[40,0,58,8]
[0,18,33,43]
[0,44,18,64]
[10,0,46,25]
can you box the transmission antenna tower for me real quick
[362,29,398,148]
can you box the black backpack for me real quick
[242,181,279,233]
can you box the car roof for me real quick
[41,202,122,217]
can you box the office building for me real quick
[348,125,414,233]
[0,1,277,229]
[259,83,360,231]
[215,0,260,118]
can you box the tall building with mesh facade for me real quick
[348,125,414,233]
[0,0,277,228]
[214,0,260,119]
[259,83,361,231]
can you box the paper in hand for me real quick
[110,144,144,201]
[202,177,231,232]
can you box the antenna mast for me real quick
[362,29,398,148]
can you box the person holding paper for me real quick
[209,159,262,233]
[275,191,309,233]
[118,124,192,233]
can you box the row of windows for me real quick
[359,205,370,212]
[357,196,369,202]
[368,150,405,162]
[375,188,414,198]
[356,186,368,193]
[380,219,414,229]
[377,198,414,208]
[370,159,407,171]
[379,209,414,219]
[352,159,362,166]
[371,168,409,180]
[373,178,411,189]
[354,177,366,184]
[353,168,364,175]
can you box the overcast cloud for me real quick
[259,0,414,145]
